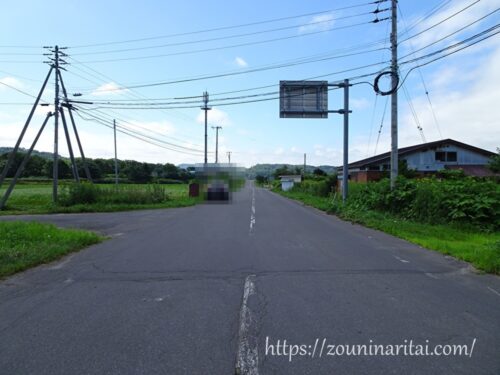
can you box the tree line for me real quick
[0,152,194,183]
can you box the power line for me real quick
[76,48,387,94]
[69,1,386,49]
[397,25,500,88]
[71,10,381,57]
[73,19,387,64]
[73,108,213,156]
[399,0,482,45]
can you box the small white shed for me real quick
[280,175,302,191]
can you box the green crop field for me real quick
[0,182,197,215]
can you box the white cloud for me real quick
[234,57,248,68]
[351,97,371,110]
[274,147,284,155]
[125,120,176,137]
[0,76,24,90]
[90,82,129,96]
[398,45,500,152]
[405,0,498,50]
[298,13,335,34]
[196,107,231,126]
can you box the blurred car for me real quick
[206,180,230,201]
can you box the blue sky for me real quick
[1,0,499,167]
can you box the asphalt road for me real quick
[0,181,499,374]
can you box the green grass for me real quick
[0,182,199,215]
[0,221,104,278]
[275,189,500,275]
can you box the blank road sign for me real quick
[280,80,328,118]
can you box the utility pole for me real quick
[342,79,349,202]
[227,151,231,164]
[114,119,118,184]
[52,45,60,203]
[0,46,91,210]
[201,91,211,165]
[212,126,222,163]
[303,153,306,176]
[390,0,398,189]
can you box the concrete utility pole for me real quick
[303,153,306,175]
[390,0,398,189]
[212,126,222,163]
[227,151,231,164]
[201,91,211,165]
[342,79,349,202]
[53,45,60,203]
[114,119,118,184]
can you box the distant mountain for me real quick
[246,164,336,178]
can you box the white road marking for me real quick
[393,255,410,263]
[249,188,256,234]
[425,272,439,279]
[235,275,259,375]
[112,232,124,237]
[487,286,500,297]
[48,254,75,270]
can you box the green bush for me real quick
[59,183,170,206]
[343,177,499,231]
[291,175,337,197]
[59,183,99,205]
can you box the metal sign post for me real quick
[279,79,351,202]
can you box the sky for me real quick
[0,0,499,167]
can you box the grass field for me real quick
[0,182,198,215]
[275,189,500,275]
[0,221,103,278]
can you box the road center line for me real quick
[249,188,256,234]
[487,286,500,297]
[394,255,410,263]
[235,275,258,375]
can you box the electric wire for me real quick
[70,10,381,57]
[69,0,387,49]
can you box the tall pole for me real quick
[390,0,398,189]
[60,108,79,182]
[227,151,231,164]
[53,45,60,203]
[303,153,306,176]
[0,66,53,188]
[342,79,349,203]
[201,91,211,165]
[58,70,92,182]
[114,119,118,184]
[212,126,222,163]
[0,113,53,209]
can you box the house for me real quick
[338,139,496,183]
[280,175,302,191]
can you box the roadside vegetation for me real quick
[0,182,199,214]
[272,170,500,274]
[0,221,103,278]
